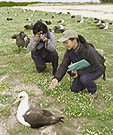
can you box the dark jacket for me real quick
[55,35,106,81]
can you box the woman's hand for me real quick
[72,71,78,79]
[49,78,58,89]
[43,37,48,43]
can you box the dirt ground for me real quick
[13,3,113,21]
[0,75,57,135]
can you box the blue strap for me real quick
[47,31,50,39]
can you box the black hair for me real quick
[69,38,75,41]
[33,20,48,35]
[78,35,86,43]
[78,34,95,48]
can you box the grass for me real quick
[0,3,113,135]
[0,1,40,7]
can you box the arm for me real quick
[45,32,56,52]
[27,34,40,51]
[49,51,71,89]
[55,51,71,81]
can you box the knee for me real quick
[71,86,80,93]
[71,86,78,93]
[71,79,80,93]
[80,75,89,86]
[38,67,46,73]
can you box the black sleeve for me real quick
[54,52,71,81]
[77,47,105,75]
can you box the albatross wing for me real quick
[23,107,64,128]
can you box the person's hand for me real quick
[72,71,78,79]
[67,70,78,79]
[34,34,40,41]
[43,37,48,43]
[49,78,58,89]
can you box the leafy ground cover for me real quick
[0,5,113,135]
[0,1,40,7]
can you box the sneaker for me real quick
[91,92,98,99]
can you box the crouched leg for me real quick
[45,51,58,75]
[31,52,46,73]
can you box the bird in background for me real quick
[54,25,65,33]
[77,16,84,24]
[57,19,64,24]
[109,22,113,25]
[13,91,64,128]
[94,18,104,25]
[67,11,70,15]
[99,23,108,30]
[71,15,75,19]
[11,31,30,53]
[6,17,13,21]
[52,15,55,18]
[24,24,34,30]
[45,20,52,25]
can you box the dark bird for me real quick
[24,24,34,30]
[11,32,29,53]
[94,19,104,24]
[93,17,99,21]
[71,15,75,19]
[94,19,100,24]
[45,13,48,15]
[109,22,113,25]
[54,25,65,33]
[77,16,84,24]
[14,91,64,128]
[58,12,62,14]
[6,17,13,21]
[67,11,70,14]
[57,19,64,24]
[45,20,52,25]
[99,23,108,30]
[93,18,105,23]
[26,17,31,21]
[52,15,55,18]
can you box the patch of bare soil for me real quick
[107,78,113,81]
[0,75,9,82]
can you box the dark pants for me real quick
[71,71,103,94]
[31,51,58,75]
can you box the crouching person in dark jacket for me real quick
[49,30,106,97]
[27,21,58,75]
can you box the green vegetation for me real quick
[0,1,39,7]
[0,106,11,117]
[0,5,113,135]
[100,0,113,3]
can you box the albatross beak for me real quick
[12,97,20,105]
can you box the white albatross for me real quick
[14,91,64,128]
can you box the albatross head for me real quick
[18,91,28,100]
[13,91,28,104]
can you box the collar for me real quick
[73,41,81,54]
